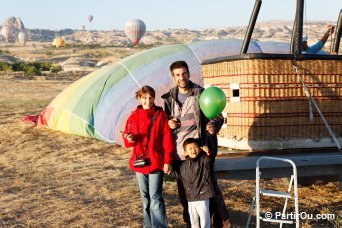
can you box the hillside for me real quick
[2,20,335,45]
[0,20,338,73]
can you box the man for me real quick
[302,25,335,54]
[162,60,230,228]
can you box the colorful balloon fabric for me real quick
[124,19,146,45]
[18,31,28,45]
[1,25,13,42]
[88,15,93,23]
[35,39,284,146]
[199,87,227,119]
[52,36,65,48]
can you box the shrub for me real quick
[0,62,12,72]
[45,51,54,56]
[0,61,63,76]
[24,65,41,76]
[50,65,63,73]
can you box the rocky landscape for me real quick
[0,16,339,73]
[0,17,336,44]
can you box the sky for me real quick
[0,0,341,31]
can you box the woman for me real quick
[122,85,175,227]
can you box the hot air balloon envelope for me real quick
[124,19,146,45]
[52,37,65,48]
[88,15,93,23]
[1,25,13,42]
[18,31,28,45]
[32,39,269,145]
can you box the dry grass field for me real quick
[0,78,341,227]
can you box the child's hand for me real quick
[201,145,210,155]
[163,164,172,175]
[123,133,135,143]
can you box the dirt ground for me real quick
[0,78,341,227]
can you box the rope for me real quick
[185,43,201,64]
[117,62,142,88]
[308,98,314,123]
[291,60,341,151]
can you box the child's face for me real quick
[139,93,155,109]
[185,142,200,159]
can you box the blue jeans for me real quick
[136,170,167,228]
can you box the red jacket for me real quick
[122,105,175,174]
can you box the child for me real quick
[169,137,215,228]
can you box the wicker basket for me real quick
[202,58,342,150]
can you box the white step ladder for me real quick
[246,156,299,228]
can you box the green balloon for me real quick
[199,86,226,119]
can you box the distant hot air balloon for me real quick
[18,31,28,45]
[88,15,93,23]
[52,36,65,48]
[1,25,13,42]
[124,19,146,46]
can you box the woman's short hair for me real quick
[135,85,155,99]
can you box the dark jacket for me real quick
[161,81,224,158]
[170,151,216,202]
[122,105,175,174]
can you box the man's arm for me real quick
[163,99,171,117]
[320,26,335,45]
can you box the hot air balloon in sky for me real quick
[124,19,146,46]
[18,31,28,45]
[1,25,13,42]
[28,39,281,146]
[88,15,93,23]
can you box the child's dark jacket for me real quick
[170,151,216,202]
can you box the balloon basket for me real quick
[202,57,342,150]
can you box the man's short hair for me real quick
[170,60,189,75]
[183,137,199,151]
